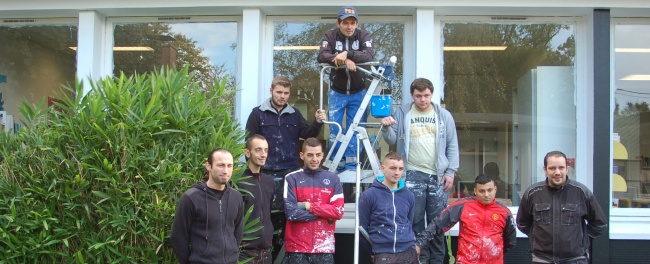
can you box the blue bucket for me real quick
[370,95,392,118]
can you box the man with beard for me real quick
[517,151,607,264]
[170,149,244,264]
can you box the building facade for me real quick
[2,1,650,263]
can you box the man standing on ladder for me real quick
[317,5,374,172]
[380,78,459,264]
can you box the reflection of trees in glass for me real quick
[363,23,405,104]
[442,23,574,128]
[616,101,650,117]
[614,101,649,158]
[273,22,405,121]
[113,23,236,104]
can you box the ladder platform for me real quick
[337,169,376,183]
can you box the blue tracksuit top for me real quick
[358,176,416,254]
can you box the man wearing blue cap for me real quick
[317,6,375,172]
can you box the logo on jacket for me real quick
[335,41,342,51]
[322,41,328,48]
[323,179,331,185]
[352,40,359,50]
[492,213,499,221]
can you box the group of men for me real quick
[360,149,608,264]
[170,6,362,264]
[169,5,608,264]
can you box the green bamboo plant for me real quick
[0,66,253,263]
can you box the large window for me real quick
[111,17,238,95]
[441,18,577,206]
[0,19,77,131]
[612,22,650,209]
[270,17,407,143]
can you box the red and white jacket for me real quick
[415,197,516,264]
[283,167,344,253]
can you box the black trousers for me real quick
[239,248,272,264]
[372,248,419,264]
[284,252,334,264]
[263,168,297,262]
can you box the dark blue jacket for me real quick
[245,99,322,171]
[358,176,416,254]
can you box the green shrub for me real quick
[0,66,246,263]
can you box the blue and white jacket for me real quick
[358,175,416,254]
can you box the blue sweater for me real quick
[358,176,416,254]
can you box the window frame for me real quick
[263,15,414,107]
[104,15,242,80]
[610,17,650,239]
[435,15,591,238]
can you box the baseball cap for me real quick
[338,6,358,20]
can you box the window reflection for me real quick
[273,21,405,128]
[0,24,77,129]
[113,22,237,101]
[613,24,650,209]
[442,22,577,206]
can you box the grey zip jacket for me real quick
[381,102,459,178]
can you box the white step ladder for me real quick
[319,56,397,264]
[319,57,396,179]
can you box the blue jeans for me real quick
[405,170,447,264]
[327,89,368,170]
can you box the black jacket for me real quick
[239,168,274,249]
[317,28,374,94]
[516,178,607,262]
[170,182,244,264]
[245,99,321,170]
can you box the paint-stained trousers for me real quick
[405,170,447,264]
[372,247,419,264]
[327,89,368,170]
[284,252,334,264]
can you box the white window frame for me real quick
[610,18,650,240]
[263,15,414,108]
[103,15,241,82]
[435,15,591,238]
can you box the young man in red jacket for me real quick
[415,174,516,264]
[283,137,344,264]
